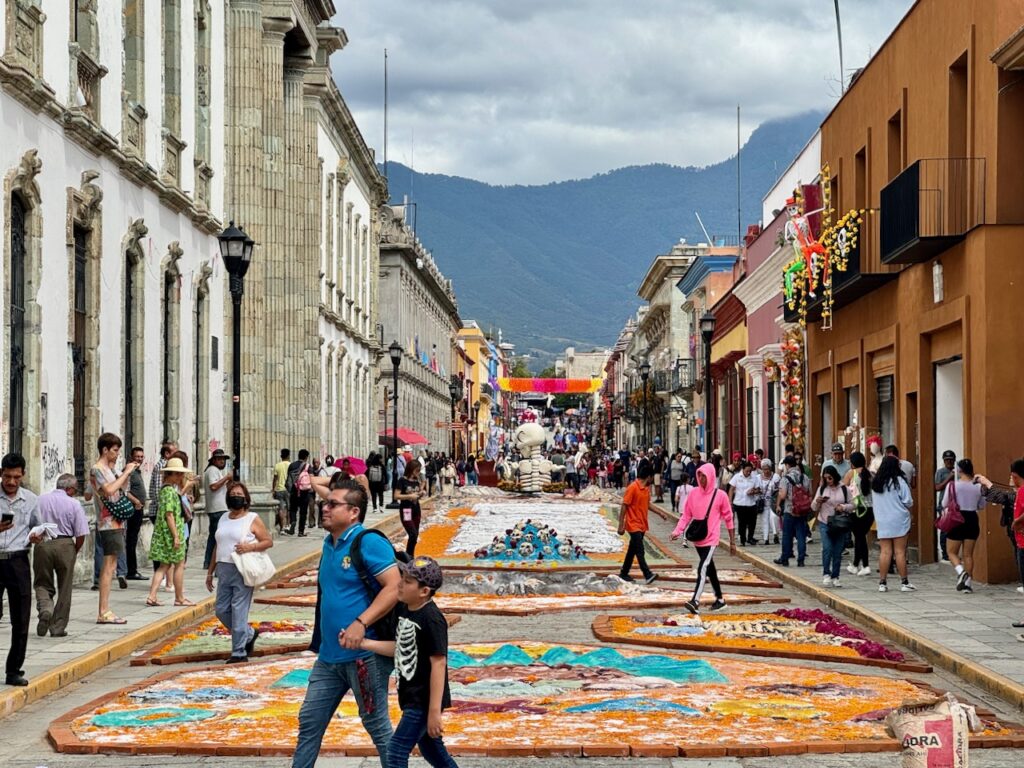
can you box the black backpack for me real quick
[308,529,401,653]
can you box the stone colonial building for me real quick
[378,205,460,452]
[221,0,386,485]
[0,0,227,489]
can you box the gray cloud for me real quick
[332,0,915,185]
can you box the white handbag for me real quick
[229,514,275,587]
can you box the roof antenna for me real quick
[694,212,713,245]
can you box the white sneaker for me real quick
[823,575,833,586]
[901,582,917,592]
[857,566,872,576]
[1017,586,1024,594]
[878,583,889,592]
[847,564,858,575]
[831,579,842,588]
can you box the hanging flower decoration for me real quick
[776,330,805,452]
[781,164,858,330]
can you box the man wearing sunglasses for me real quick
[293,482,399,768]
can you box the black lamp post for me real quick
[448,376,462,459]
[219,221,255,481]
[387,341,402,507]
[639,360,651,449]
[699,311,717,454]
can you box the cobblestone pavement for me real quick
[0,519,327,683]
[2,491,1022,765]
[652,495,1024,688]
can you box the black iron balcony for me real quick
[480,382,495,400]
[652,369,672,394]
[880,158,985,264]
[673,359,695,393]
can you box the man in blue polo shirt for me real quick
[293,483,399,768]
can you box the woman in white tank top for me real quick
[205,481,273,662]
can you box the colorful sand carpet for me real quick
[51,642,1021,756]
[417,499,684,569]
[592,609,931,672]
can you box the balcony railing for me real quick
[880,158,986,264]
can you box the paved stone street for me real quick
[0,495,1022,765]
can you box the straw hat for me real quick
[160,457,192,474]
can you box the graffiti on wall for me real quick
[42,444,67,486]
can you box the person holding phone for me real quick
[395,461,425,557]
[0,453,43,686]
[91,433,138,625]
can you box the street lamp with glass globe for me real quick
[699,311,717,454]
[639,360,651,449]
[219,221,255,480]
[387,341,402,508]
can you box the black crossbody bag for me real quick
[685,490,718,542]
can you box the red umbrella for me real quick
[378,427,430,447]
[334,456,367,475]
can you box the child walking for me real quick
[360,556,459,768]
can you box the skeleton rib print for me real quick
[395,616,421,681]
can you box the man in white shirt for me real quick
[728,461,764,546]
[0,453,43,686]
[202,449,232,569]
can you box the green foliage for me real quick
[536,365,559,379]
[384,111,824,364]
[508,357,531,378]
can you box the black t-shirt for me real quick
[652,454,665,473]
[397,477,422,522]
[394,601,451,711]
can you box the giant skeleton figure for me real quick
[511,422,553,493]
[783,195,827,299]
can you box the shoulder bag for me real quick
[936,480,964,533]
[685,490,717,542]
[231,514,275,587]
[827,486,853,532]
[96,467,137,522]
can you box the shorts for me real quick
[947,510,980,542]
[273,490,289,506]
[653,474,662,485]
[99,528,126,557]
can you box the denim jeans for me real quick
[214,562,254,658]
[780,513,808,564]
[292,656,393,768]
[203,510,225,570]
[386,707,459,768]
[820,526,845,579]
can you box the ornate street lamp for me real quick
[639,360,651,449]
[219,221,255,480]
[448,376,463,459]
[700,311,717,453]
[387,341,402,507]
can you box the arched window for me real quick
[161,244,182,441]
[72,225,89,482]
[8,194,27,454]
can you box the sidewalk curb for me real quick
[0,512,398,721]
[733,546,1024,711]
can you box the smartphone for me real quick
[1,512,14,524]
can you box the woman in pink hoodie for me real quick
[671,463,736,613]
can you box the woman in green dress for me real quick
[145,457,193,606]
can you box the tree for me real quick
[537,365,558,379]
[508,357,531,378]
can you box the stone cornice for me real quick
[732,242,788,315]
[0,66,221,235]
[313,68,387,205]
[319,303,373,347]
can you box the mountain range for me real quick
[382,110,825,367]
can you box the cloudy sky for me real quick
[332,0,915,185]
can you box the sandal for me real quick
[174,599,196,606]
[97,611,127,625]
[146,598,164,607]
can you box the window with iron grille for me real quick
[73,227,88,486]
[746,386,755,455]
[766,381,778,462]
[9,195,26,455]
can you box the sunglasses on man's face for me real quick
[323,500,355,511]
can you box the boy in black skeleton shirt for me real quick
[358,556,457,768]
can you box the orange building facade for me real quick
[801,0,1024,581]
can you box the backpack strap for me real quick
[349,528,393,602]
